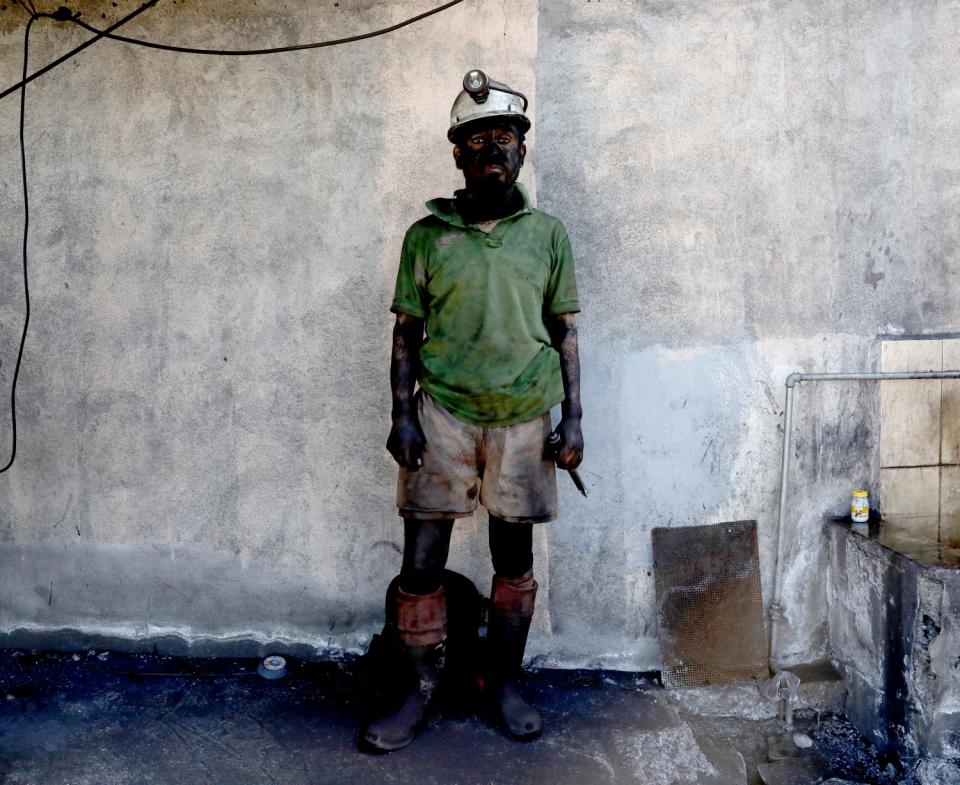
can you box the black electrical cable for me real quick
[0,0,471,472]
[0,0,466,101]
[1,16,35,474]
[1,1,164,473]
[0,1,161,102]
[68,0,466,56]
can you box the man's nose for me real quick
[480,140,505,156]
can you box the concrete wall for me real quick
[535,0,960,667]
[1,0,959,669]
[825,520,960,760]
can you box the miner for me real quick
[363,70,583,752]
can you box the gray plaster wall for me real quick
[535,0,960,667]
[0,0,958,669]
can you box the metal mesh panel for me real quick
[652,520,769,688]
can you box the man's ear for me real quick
[452,145,463,170]
[519,142,526,168]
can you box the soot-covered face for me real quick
[452,119,526,197]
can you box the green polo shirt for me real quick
[391,185,580,427]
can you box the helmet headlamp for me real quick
[463,69,490,103]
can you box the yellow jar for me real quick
[851,490,869,523]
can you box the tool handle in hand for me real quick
[547,432,588,497]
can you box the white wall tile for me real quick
[881,340,943,373]
[941,340,960,464]
[880,466,940,516]
[880,339,942,467]
[940,465,960,517]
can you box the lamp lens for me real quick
[464,70,487,92]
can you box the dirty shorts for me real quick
[397,392,557,523]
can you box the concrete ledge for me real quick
[0,624,368,661]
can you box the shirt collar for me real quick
[425,182,533,229]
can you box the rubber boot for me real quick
[363,641,444,751]
[362,586,446,752]
[487,572,542,740]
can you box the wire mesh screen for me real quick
[652,520,769,688]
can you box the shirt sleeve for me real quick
[544,227,581,315]
[390,226,428,319]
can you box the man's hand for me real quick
[387,414,426,471]
[552,416,584,470]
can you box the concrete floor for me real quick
[0,649,909,785]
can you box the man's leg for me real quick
[489,515,533,578]
[400,517,454,594]
[363,518,453,752]
[487,515,542,739]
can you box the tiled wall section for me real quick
[941,466,960,516]
[880,338,960,517]
[943,340,960,463]
[878,466,940,516]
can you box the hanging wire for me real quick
[1,0,168,473]
[67,0,466,56]
[0,1,161,102]
[0,0,466,101]
[0,0,469,472]
[0,16,36,473]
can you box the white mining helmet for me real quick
[447,69,530,142]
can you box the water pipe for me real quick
[764,669,802,729]
[769,369,960,669]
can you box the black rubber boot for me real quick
[362,640,444,752]
[487,609,542,739]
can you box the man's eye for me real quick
[469,136,484,146]
[497,136,511,144]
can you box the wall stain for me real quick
[864,232,897,290]
[864,250,886,289]
[881,562,909,756]
[918,613,940,652]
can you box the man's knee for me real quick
[400,517,453,595]
[490,548,533,578]
[489,516,533,578]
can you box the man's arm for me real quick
[386,312,426,470]
[547,312,583,470]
